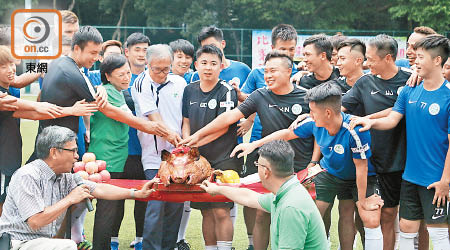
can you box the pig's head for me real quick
[160,146,201,184]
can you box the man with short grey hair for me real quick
[0,126,157,250]
[132,44,187,249]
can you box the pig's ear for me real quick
[189,147,200,161]
[161,150,171,162]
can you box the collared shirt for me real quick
[131,71,186,169]
[258,176,327,250]
[0,159,96,240]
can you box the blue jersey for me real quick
[392,80,450,187]
[125,73,143,155]
[8,87,20,98]
[190,60,251,87]
[241,65,299,142]
[395,59,410,69]
[87,70,102,86]
[294,113,375,180]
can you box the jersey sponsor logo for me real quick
[200,102,207,108]
[220,101,235,108]
[370,90,380,95]
[190,101,197,105]
[397,86,404,95]
[291,104,303,115]
[385,90,394,96]
[333,144,345,154]
[208,99,217,109]
[351,143,370,153]
[429,103,440,115]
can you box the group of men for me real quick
[0,8,450,250]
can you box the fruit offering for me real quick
[73,152,110,183]
[214,170,240,184]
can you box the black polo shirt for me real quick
[238,85,313,171]
[342,67,412,173]
[0,87,22,175]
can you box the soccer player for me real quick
[342,34,411,250]
[405,26,436,68]
[181,45,242,250]
[329,33,348,66]
[232,81,385,250]
[351,34,450,250]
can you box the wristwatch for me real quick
[309,161,319,165]
[130,189,138,198]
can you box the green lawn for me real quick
[19,97,363,249]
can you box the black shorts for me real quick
[0,172,11,203]
[123,155,146,180]
[190,201,235,210]
[399,179,450,224]
[377,171,403,208]
[241,150,258,177]
[313,171,380,203]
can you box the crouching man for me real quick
[201,140,328,250]
[0,126,157,250]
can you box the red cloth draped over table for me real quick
[105,168,318,202]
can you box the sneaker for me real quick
[176,240,191,250]
[111,241,119,250]
[77,240,92,250]
[129,239,137,248]
[246,246,254,250]
[134,241,142,250]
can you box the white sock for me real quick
[217,241,232,250]
[177,201,191,242]
[427,227,450,250]
[135,237,142,243]
[205,245,217,250]
[230,204,238,227]
[70,204,88,243]
[394,214,400,250]
[364,226,383,250]
[248,234,253,246]
[111,237,119,243]
[399,231,417,250]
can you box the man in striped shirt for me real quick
[0,126,156,250]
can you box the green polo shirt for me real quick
[89,83,130,172]
[258,176,327,250]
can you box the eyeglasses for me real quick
[57,147,78,154]
[150,66,171,74]
[254,161,270,171]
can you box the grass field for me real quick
[19,94,364,249]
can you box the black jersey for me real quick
[299,67,340,90]
[39,56,96,133]
[182,80,243,171]
[331,76,365,117]
[342,67,412,173]
[0,87,22,175]
[238,85,313,171]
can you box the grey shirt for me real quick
[0,159,96,240]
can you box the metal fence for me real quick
[94,26,450,68]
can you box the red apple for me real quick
[96,160,107,172]
[73,162,85,173]
[99,170,111,182]
[88,173,102,183]
[82,152,96,163]
[85,161,98,175]
[77,171,89,180]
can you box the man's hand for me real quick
[230,142,257,158]
[289,113,310,130]
[134,178,158,199]
[406,71,423,87]
[427,180,450,208]
[67,185,94,205]
[230,78,247,102]
[200,180,222,195]
[290,70,309,85]
[35,102,63,118]
[179,133,201,147]
[165,131,182,146]
[359,194,384,211]
[349,116,373,131]
[144,121,169,138]
[0,92,18,111]
[70,99,98,116]
[237,119,253,137]
[95,85,108,108]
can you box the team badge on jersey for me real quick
[429,103,440,115]
[208,99,217,109]
[334,144,345,154]
[291,104,303,115]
